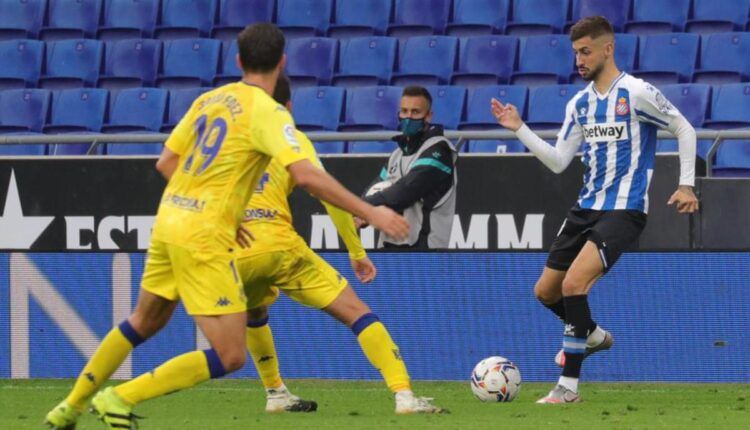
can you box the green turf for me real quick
[2,379,747,429]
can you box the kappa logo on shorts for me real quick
[215,297,232,307]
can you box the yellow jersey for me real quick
[239,130,366,260]
[151,82,306,256]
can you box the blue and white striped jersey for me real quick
[558,73,680,213]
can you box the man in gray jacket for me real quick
[360,86,458,249]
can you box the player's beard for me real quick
[580,62,605,82]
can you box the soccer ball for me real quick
[365,180,392,197]
[470,356,521,402]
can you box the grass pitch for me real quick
[1,379,747,429]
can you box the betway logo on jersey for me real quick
[581,121,627,142]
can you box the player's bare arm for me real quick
[155,146,180,180]
[287,159,410,240]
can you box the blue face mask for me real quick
[398,117,426,136]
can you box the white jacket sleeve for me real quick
[513,100,583,174]
[633,84,696,186]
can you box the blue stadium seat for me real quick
[348,141,398,154]
[212,0,275,41]
[388,0,451,39]
[157,39,221,89]
[334,37,397,87]
[99,39,162,89]
[214,40,241,86]
[461,85,528,129]
[102,87,167,132]
[686,0,750,34]
[425,85,466,130]
[155,0,217,40]
[290,86,344,131]
[526,85,584,129]
[705,83,750,129]
[0,39,44,89]
[45,88,109,133]
[694,33,750,85]
[452,36,517,88]
[340,86,403,131]
[277,0,333,38]
[312,141,346,154]
[0,89,51,133]
[39,40,103,90]
[328,0,392,39]
[103,87,166,155]
[625,0,690,34]
[505,0,568,36]
[512,35,573,88]
[570,34,638,84]
[658,84,712,158]
[98,0,159,41]
[0,140,47,155]
[40,0,102,41]
[468,140,526,153]
[45,88,108,154]
[613,34,639,74]
[285,37,338,87]
[462,85,529,153]
[106,141,164,155]
[162,87,211,131]
[392,36,458,86]
[0,0,47,40]
[713,140,750,177]
[570,0,630,33]
[660,84,711,128]
[446,0,509,37]
[633,33,699,85]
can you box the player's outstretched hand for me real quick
[351,256,377,284]
[667,185,699,214]
[235,225,255,248]
[491,98,523,131]
[367,205,410,240]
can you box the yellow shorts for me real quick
[141,240,246,316]
[237,246,348,310]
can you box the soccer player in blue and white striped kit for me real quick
[492,16,700,403]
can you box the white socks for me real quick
[558,376,579,393]
[587,325,606,347]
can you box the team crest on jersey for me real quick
[579,106,587,116]
[615,97,629,115]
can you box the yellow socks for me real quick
[353,313,411,393]
[246,317,283,389]
[114,349,225,405]
[65,321,145,410]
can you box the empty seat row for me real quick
[0,38,223,90]
[1,32,749,94]
[2,0,750,43]
[1,82,748,144]
[283,33,750,88]
[0,86,211,155]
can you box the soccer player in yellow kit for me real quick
[44,23,408,430]
[240,75,444,415]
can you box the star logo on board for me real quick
[0,170,54,249]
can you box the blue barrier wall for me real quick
[1,252,748,382]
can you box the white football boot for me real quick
[395,391,447,414]
[265,386,317,413]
